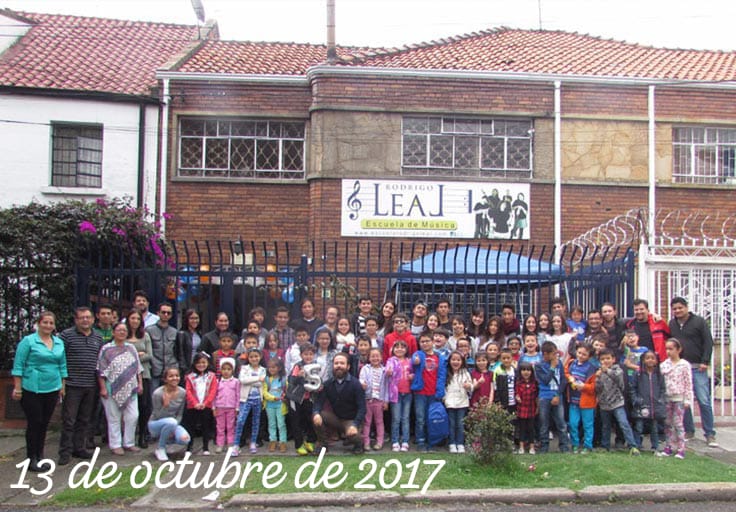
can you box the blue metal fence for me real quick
[75,240,635,333]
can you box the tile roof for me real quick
[173,40,376,75]
[169,27,736,83]
[337,28,736,82]
[0,10,206,96]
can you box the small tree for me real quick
[464,399,517,467]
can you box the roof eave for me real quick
[0,85,160,103]
[156,70,309,85]
[307,65,736,89]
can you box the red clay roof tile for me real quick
[0,10,205,96]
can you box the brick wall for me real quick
[169,82,312,115]
[165,181,310,243]
[311,75,554,114]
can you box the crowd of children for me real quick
[172,296,697,459]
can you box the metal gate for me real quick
[647,263,736,416]
[75,240,634,336]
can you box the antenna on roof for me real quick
[191,0,206,24]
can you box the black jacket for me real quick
[630,368,666,420]
[313,373,366,427]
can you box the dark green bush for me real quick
[0,198,166,369]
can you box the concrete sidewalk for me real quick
[0,423,734,509]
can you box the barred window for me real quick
[51,124,103,187]
[402,117,533,178]
[178,118,305,179]
[673,127,736,184]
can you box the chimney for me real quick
[326,0,336,63]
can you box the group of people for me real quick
[12,291,718,467]
[11,292,190,469]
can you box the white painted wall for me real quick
[0,94,160,209]
[0,14,31,54]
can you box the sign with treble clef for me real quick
[341,179,530,239]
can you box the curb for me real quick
[224,482,736,508]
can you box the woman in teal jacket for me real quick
[11,311,67,472]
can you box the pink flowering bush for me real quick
[0,198,171,368]
[74,197,172,267]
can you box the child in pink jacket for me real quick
[213,358,239,453]
[659,339,693,459]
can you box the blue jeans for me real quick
[148,417,190,449]
[447,407,467,446]
[234,397,261,446]
[391,393,412,444]
[413,393,434,447]
[538,397,569,452]
[568,404,594,449]
[599,406,639,449]
[634,417,663,451]
[683,368,715,438]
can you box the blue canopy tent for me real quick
[387,246,566,316]
[395,246,565,284]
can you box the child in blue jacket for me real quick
[411,332,447,451]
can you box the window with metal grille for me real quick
[178,118,305,179]
[51,124,103,187]
[402,117,533,178]
[673,127,736,184]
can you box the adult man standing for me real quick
[312,352,366,454]
[410,300,428,336]
[93,304,114,343]
[601,302,626,360]
[145,302,180,390]
[435,298,452,330]
[668,297,718,447]
[626,299,669,362]
[58,307,102,465]
[551,297,568,318]
[133,290,159,328]
[584,309,607,341]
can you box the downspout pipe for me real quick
[554,80,562,259]
[159,78,171,233]
[639,85,657,300]
[136,103,145,209]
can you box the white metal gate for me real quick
[646,263,736,417]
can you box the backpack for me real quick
[427,401,449,446]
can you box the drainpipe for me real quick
[159,78,171,233]
[554,80,562,259]
[639,85,657,300]
[136,103,146,209]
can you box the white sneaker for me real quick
[457,444,465,453]
[517,446,525,455]
[214,445,223,454]
[392,443,400,452]
[529,446,536,455]
[400,443,409,452]
[449,444,457,453]
[154,447,168,461]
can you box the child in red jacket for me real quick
[183,352,218,454]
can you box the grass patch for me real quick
[40,450,736,506]
[46,466,150,507]
[218,449,736,498]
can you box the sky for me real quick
[2,0,735,51]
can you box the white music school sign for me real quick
[341,179,530,239]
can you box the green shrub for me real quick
[0,198,167,369]
[464,399,516,467]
